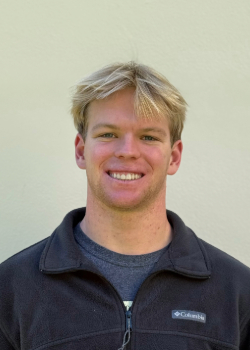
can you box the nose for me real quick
[114,134,141,159]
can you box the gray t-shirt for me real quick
[74,223,169,307]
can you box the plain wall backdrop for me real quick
[0,0,250,265]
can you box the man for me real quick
[0,62,250,350]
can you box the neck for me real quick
[80,196,172,255]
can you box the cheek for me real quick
[145,149,169,168]
[86,142,113,165]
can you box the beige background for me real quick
[0,0,250,265]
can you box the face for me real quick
[75,88,182,212]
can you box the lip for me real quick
[107,170,145,175]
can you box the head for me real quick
[71,61,187,146]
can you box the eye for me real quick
[100,133,116,138]
[142,135,157,141]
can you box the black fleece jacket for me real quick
[0,208,250,350]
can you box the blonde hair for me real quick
[71,61,187,145]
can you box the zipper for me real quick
[126,309,132,331]
[118,308,132,350]
[79,270,132,349]
[116,271,165,349]
[72,269,166,349]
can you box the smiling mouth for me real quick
[108,172,144,181]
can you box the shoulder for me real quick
[202,239,250,333]
[0,237,50,328]
[0,237,49,284]
[200,238,250,290]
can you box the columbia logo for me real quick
[172,310,206,323]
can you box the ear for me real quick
[167,140,183,175]
[75,133,86,169]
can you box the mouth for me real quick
[108,171,144,181]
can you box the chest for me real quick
[17,271,239,350]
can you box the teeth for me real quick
[109,172,142,180]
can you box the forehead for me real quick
[87,88,170,132]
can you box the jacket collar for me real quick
[39,208,211,279]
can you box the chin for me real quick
[102,197,150,212]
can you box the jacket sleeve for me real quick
[0,327,16,350]
[240,315,250,350]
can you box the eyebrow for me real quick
[91,123,167,137]
[91,123,120,132]
[140,127,167,137]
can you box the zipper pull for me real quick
[118,310,132,350]
[126,310,132,330]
